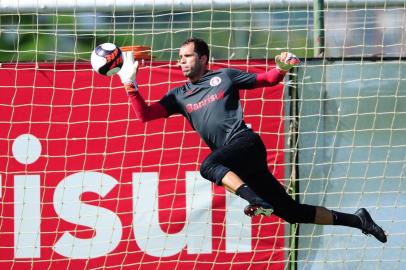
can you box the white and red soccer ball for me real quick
[91,43,123,76]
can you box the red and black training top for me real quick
[161,68,256,150]
[128,68,285,150]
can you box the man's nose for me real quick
[177,58,185,67]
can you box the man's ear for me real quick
[200,54,208,65]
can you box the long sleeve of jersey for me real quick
[127,91,168,122]
[254,68,286,88]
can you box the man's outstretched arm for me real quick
[126,86,168,123]
[119,52,168,122]
[254,52,300,88]
[254,68,285,88]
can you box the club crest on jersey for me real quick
[209,76,222,86]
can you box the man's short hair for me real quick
[182,37,210,64]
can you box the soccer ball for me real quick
[91,43,123,76]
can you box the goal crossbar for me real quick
[0,0,404,13]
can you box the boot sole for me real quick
[254,207,274,216]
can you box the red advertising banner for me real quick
[0,60,285,270]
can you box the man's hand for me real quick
[275,52,300,72]
[117,51,139,85]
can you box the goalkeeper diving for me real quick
[117,37,387,243]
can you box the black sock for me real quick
[331,210,362,229]
[235,184,261,204]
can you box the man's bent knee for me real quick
[200,157,230,186]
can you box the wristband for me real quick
[124,81,139,95]
[275,67,288,75]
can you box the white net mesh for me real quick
[0,1,405,269]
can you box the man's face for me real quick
[178,42,206,80]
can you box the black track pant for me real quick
[200,130,316,224]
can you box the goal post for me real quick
[0,1,405,270]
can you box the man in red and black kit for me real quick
[117,37,387,243]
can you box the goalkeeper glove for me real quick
[117,51,139,93]
[275,52,300,72]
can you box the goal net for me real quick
[0,0,405,269]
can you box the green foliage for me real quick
[0,11,312,63]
